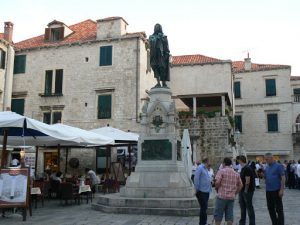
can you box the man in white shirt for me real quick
[11,158,19,167]
[85,168,100,193]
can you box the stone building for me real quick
[170,55,234,165]
[233,57,294,161]
[10,17,155,175]
[290,76,300,160]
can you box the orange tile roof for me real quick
[14,19,145,51]
[0,33,4,40]
[232,61,290,73]
[172,54,222,66]
[291,76,300,81]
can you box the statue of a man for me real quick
[149,24,170,88]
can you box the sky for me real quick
[1,0,300,75]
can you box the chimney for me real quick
[4,21,13,43]
[244,57,251,71]
[96,17,128,40]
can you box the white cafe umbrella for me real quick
[181,129,193,179]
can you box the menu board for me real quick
[0,168,29,206]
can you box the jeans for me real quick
[196,191,210,225]
[266,190,284,225]
[239,192,255,225]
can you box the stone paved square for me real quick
[0,184,299,225]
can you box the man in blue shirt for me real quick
[264,153,285,225]
[194,158,212,225]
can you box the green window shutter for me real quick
[13,55,26,74]
[52,112,62,124]
[44,70,53,95]
[294,88,300,95]
[234,115,242,133]
[55,69,63,94]
[43,112,51,124]
[99,46,112,66]
[11,99,25,115]
[0,49,6,69]
[234,81,241,98]
[266,79,276,96]
[267,114,278,132]
[98,95,112,119]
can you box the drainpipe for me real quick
[135,37,140,122]
[3,45,15,111]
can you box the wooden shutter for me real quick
[13,55,26,74]
[59,27,65,40]
[0,49,6,69]
[99,46,112,66]
[11,99,25,115]
[45,70,53,95]
[98,95,112,119]
[44,28,51,41]
[267,114,278,132]
[266,79,276,96]
[234,81,241,98]
[55,69,63,94]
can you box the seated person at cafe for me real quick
[85,168,100,193]
[50,171,63,183]
[11,157,20,167]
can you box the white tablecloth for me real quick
[31,187,41,195]
[79,185,91,194]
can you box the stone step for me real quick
[92,194,215,216]
[92,202,214,216]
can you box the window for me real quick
[11,99,25,115]
[52,112,62,124]
[98,95,112,119]
[265,79,276,96]
[43,111,62,124]
[43,112,51,124]
[43,69,63,96]
[44,70,53,95]
[267,113,278,132]
[234,81,241,98]
[55,69,63,94]
[0,49,6,69]
[51,28,61,41]
[99,46,112,66]
[294,88,300,95]
[235,115,242,133]
[13,55,26,74]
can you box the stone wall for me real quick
[179,116,231,167]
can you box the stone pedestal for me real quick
[93,88,214,216]
[121,88,194,198]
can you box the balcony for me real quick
[39,92,63,97]
[293,95,300,102]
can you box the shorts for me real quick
[214,197,234,222]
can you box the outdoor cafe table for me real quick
[78,185,92,204]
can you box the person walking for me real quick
[287,160,295,189]
[194,158,212,225]
[238,155,256,225]
[264,153,285,225]
[214,157,243,225]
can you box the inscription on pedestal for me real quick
[141,139,172,160]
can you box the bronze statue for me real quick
[149,24,170,88]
